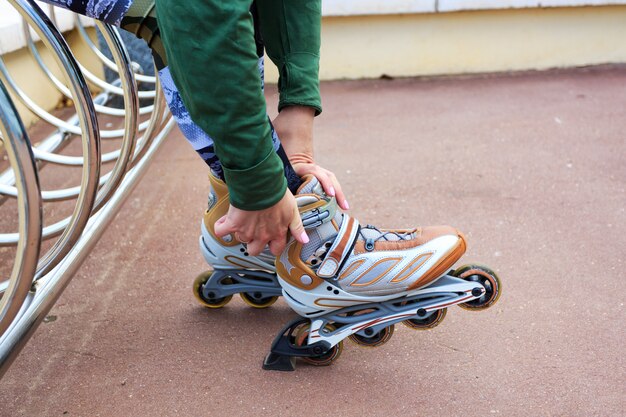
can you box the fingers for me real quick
[289,204,309,245]
[319,171,349,210]
[213,215,236,238]
[268,237,287,256]
[329,174,349,210]
[246,240,265,257]
[317,172,336,198]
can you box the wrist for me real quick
[273,106,315,160]
[288,152,315,166]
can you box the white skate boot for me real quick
[193,174,282,309]
[263,175,501,370]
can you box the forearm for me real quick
[155,0,286,210]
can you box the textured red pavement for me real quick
[1,68,625,417]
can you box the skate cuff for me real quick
[317,215,360,279]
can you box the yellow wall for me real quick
[264,5,626,82]
[2,27,103,128]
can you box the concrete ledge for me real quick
[265,5,626,82]
[322,0,626,15]
[0,1,94,55]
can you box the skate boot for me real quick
[193,174,282,309]
[263,175,501,371]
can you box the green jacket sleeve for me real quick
[256,0,322,115]
[155,0,286,210]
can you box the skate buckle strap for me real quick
[300,197,337,230]
[317,215,360,279]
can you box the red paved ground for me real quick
[1,68,625,417]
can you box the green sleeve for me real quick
[256,0,322,115]
[155,0,286,210]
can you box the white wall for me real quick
[322,0,626,15]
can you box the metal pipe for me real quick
[74,14,157,85]
[0,0,173,377]
[0,118,174,377]
[0,82,42,336]
[7,0,101,280]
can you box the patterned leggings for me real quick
[39,0,301,192]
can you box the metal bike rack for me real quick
[0,0,174,377]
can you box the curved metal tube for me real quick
[23,21,154,117]
[8,0,101,279]
[0,62,150,139]
[73,21,138,214]
[0,23,138,210]
[0,117,174,378]
[0,0,172,377]
[0,61,126,139]
[0,82,42,336]
[74,15,157,85]
[129,72,168,167]
[0,20,142,247]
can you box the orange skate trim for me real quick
[338,259,365,281]
[298,199,327,214]
[349,258,402,287]
[406,233,467,291]
[354,238,422,254]
[390,252,433,283]
[276,242,325,291]
[204,174,239,247]
[353,226,458,254]
[319,217,356,275]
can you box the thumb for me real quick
[289,204,309,245]
[214,215,235,238]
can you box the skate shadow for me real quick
[177,298,297,361]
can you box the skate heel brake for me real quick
[262,318,332,372]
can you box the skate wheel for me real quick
[240,292,278,309]
[453,264,502,311]
[192,271,233,309]
[349,324,395,348]
[403,308,447,330]
[295,323,343,366]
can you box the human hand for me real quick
[289,153,349,210]
[273,106,349,210]
[213,188,309,256]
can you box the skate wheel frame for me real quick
[453,264,502,311]
[192,271,233,309]
[349,324,395,348]
[295,323,343,366]
[403,308,447,330]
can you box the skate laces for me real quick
[358,225,413,251]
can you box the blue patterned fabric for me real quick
[41,0,131,26]
[159,59,286,181]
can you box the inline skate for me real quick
[263,175,501,371]
[193,174,282,309]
